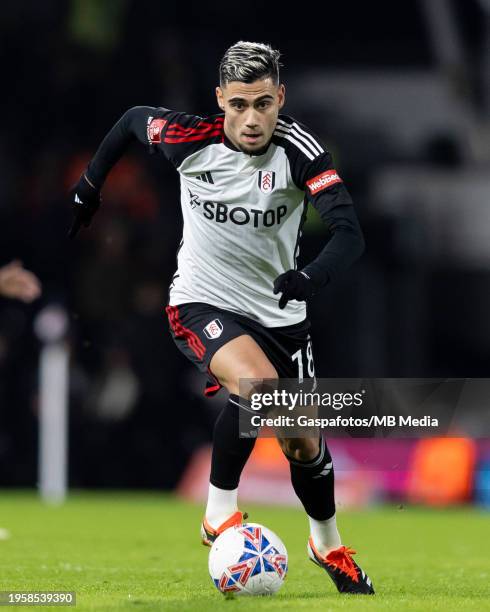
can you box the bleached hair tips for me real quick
[219,41,281,86]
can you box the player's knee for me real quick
[234,364,278,399]
[219,366,277,398]
[277,437,320,462]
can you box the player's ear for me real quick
[216,86,225,111]
[277,84,286,109]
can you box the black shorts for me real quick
[166,302,316,396]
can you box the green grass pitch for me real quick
[0,492,488,611]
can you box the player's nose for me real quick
[244,110,259,128]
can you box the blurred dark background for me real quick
[1,0,489,489]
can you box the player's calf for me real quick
[277,436,320,462]
[202,395,256,547]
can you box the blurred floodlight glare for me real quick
[34,305,69,344]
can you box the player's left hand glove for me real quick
[68,174,101,238]
[273,270,316,309]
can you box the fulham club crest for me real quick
[204,319,223,340]
[258,170,276,193]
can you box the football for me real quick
[208,522,288,595]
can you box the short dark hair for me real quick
[219,41,281,87]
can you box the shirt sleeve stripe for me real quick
[273,127,317,160]
[275,124,323,158]
[276,118,324,156]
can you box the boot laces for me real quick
[325,546,359,582]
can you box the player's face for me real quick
[216,78,285,154]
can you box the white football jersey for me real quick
[127,109,350,327]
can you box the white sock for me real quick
[308,514,341,557]
[205,483,238,529]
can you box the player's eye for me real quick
[256,100,271,109]
[230,102,244,110]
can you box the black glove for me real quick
[68,174,101,238]
[273,270,316,309]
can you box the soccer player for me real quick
[69,41,374,595]
[0,260,41,302]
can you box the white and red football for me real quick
[208,523,288,596]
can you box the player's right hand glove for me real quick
[68,174,101,238]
